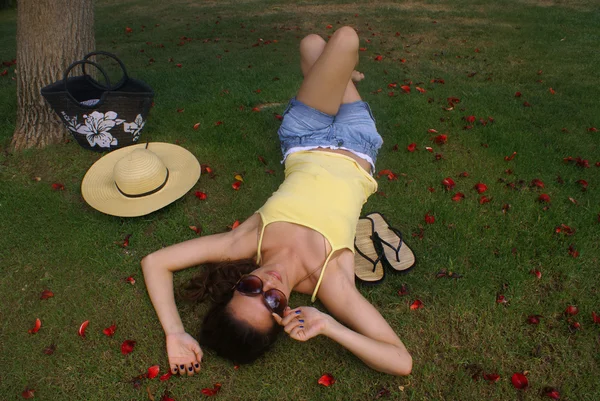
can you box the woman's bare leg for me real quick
[296,27,361,115]
[299,34,363,105]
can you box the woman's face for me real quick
[227,266,290,332]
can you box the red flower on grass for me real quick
[202,383,222,395]
[121,340,136,355]
[232,181,242,190]
[511,372,529,389]
[147,365,160,379]
[22,388,35,399]
[538,194,551,203]
[318,373,335,387]
[40,289,54,300]
[592,312,600,324]
[452,192,465,202]
[194,191,207,200]
[433,134,447,145]
[409,299,424,310]
[483,373,500,382]
[474,183,488,193]
[159,371,172,381]
[424,213,435,224]
[543,387,561,399]
[407,143,417,152]
[442,177,455,190]
[374,55,383,61]
[526,315,543,325]
[564,305,578,316]
[51,183,65,191]
[400,85,411,93]
[28,318,41,334]
[78,320,89,337]
[479,196,491,204]
[530,178,545,188]
[103,324,116,337]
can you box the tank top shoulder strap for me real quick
[256,212,269,264]
[310,249,335,303]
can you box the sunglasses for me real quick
[233,274,288,317]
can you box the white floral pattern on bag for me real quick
[123,114,145,142]
[61,110,146,148]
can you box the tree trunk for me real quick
[12,0,95,150]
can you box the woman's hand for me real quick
[166,332,203,376]
[272,306,331,342]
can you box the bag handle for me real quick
[82,51,129,91]
[63,60,111,109]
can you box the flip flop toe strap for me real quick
[377,228,404,262]
[354,235,384,273]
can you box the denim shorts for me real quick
[278,98,383,168]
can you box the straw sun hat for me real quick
[81,142,200,217]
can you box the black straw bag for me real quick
[41,51,154,152]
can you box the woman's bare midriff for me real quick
[311,147,372,173]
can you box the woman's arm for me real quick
[275,273,412,376]
[141,214,260,374]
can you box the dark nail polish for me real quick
[299,319,304,323]
[299,325,304,329]
[173,367,178,372]
[194,363,199,368]
[188,366,193,371]
[180,365,184,369]
[295,310,301,314]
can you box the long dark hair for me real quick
[181,259,282,364]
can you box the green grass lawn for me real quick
[1,0,599,400]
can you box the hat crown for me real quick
[114,149,168,196]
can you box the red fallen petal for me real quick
[569,321,581,331]
[592,312,600,324]
[121,340,136,355]
[575,179,588,189]
[230,220,240,230]
[317,373,336,386]
[496,294,508,304]
[265,169,275,175]
[479,195,491,205]
[274,113,283,121]
[252,107,261,112]
[103,323,117,336]
[176,63,182,68]
[397,284,409,296]
[215,121,223,126]
[549,87,556,95]
[530,269,542,279]
[28,318,41,334]
[194,191,207,200]
[433,134,447,145]
[257,155,267,165]
[465,115,476,124]
[377,169,393,178]
[564,305,579,316]
[588,127,598,132]
[504,151,517,161]
[400,85,411,93]
[568,245,579,258]
[409,299,424,310]
[399,58,406,63]
[232,181,242,190]
[459,172,469,177]
[416,86,426,93]
[159,371,172,381]
[387,172,398,180]
[523,101,531,107]
[543,388,561,399]
[202,383,222,396]
[452,192,465,202]
[442,177,456,190]
[40,289,54,300]
[125,276,136,285]
[511,373,528,389]
[374,55,383,61]
[125,27,133,33]
[388,91,395,97]
[474,182,488,193]
[427,187,435,193]
[22,388,35,399]
[78,320,89,337]
[147,365,160,379]
[424,213,435,224]
[325,24,332,29]
[388,82,397,88]
[526,315,543,325]
[193,122,201,130]
[538,194,551,203]
[0,69,7,76]
[359,47,367,51]
[483,373,500,382]
[51,183,65,191]
[177,108,184,113]
[530,178,545,188]
[189,225,202,235]
[425,146,433,153]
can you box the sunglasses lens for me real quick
[264,290,287,316]
[236,275,262,294]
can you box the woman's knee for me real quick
[300,34,326,53]
[330,26,359,51]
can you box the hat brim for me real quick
[81,142,200,217]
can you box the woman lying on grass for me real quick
[142,26,412,377]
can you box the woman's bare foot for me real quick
[351,70,365,82]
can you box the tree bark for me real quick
[12,0,95,150]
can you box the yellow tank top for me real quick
[256,151,377,302]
